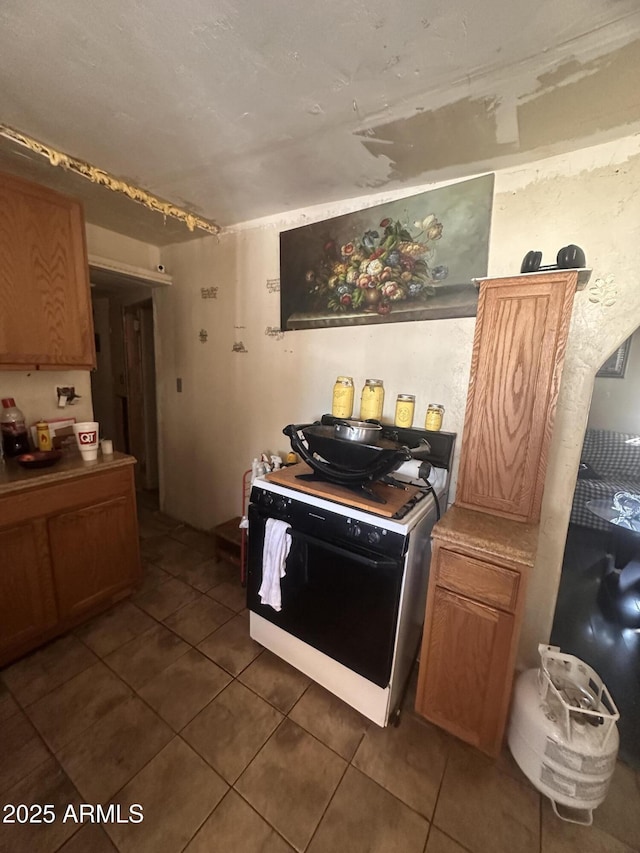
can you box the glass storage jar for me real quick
[332,376,355,419]
[425,403,445,431]
[394,394,415,428]
[360,379,384,421]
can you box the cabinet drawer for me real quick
[437,549,520,612]
[0,467,132,528]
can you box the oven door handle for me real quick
[289,530,399,571]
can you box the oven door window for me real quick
[247,507,404,687]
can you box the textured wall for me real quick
[158,133,640,666]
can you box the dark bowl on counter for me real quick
[16,450,63,469]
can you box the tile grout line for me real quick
[13,522,626,852]
[59,610,264,829]
[7,578,431,850]
[229,713,338,853]
[423,732,452,848]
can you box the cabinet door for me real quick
[0,521,57,660]
[48,495,139,621]
[455,272,577,522]
[0,171,95,369]
[416,586,515,756]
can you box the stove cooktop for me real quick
[262,462,421,516]
[319,414,456,472]
[255,464,442,533]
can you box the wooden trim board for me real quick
[264,463,420,518]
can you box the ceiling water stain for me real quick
[357,95,515,181]
[533,59,587,89]
[356,39,640,185]
[517,40,640,150]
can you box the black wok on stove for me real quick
[283,422,414,490]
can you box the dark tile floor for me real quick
[551,523,640,770]
[1,503,639,853]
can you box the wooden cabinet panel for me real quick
[0,171,95,369]
[416,521,534,757]
[0,458,141,666]
[437,549,519,612]
[417,585,515,755]
[48,495,138,621]
[0,468,132,529]
[0,521,57,658]
[456,272,577,523]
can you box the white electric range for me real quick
[246,426,454,726]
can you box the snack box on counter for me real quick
[29,417,76,449]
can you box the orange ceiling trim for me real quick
[0,124,221,236]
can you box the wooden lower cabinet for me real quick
[49,494,139,621]
[415,507,537,757]
[418,585,515,753]
[0,460,141,666]
[0,521,57,658]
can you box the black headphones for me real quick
[520,244,586,274]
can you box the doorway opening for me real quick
[551,326,640,771]
[90,281,159,498]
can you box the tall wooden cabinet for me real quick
[0,170,95,370]
[455,271,578,523]
[416,271,582,757]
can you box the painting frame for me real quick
[279,174,494,331]
[597,337,632,378]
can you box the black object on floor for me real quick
[551,524,640,771]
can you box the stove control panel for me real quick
[346,522,381,546]
[260,492,289,513]
[250,485,407,558]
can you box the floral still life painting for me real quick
[280,173,494,330]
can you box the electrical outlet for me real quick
[57,386,80,407]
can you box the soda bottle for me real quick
[1,398,31,457]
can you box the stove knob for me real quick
[350,525,362,538]
[367,530,381,545]
[263,493,274,507]
[274,498,286,512]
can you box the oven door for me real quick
[247,503,405,687]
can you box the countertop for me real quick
[0,450,136,496]
[433,504,539,569]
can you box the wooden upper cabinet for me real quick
[455,271,579,523]
[0,171,95,369]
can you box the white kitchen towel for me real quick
[258,518,292,611]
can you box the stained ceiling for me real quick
[1,0,639,244]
